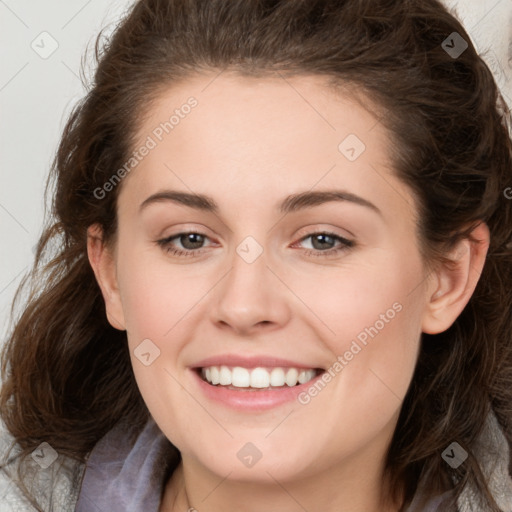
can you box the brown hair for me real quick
[1,0,511,510]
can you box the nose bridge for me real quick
[211,234,290,333]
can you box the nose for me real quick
[210,244,292,336]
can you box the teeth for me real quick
[298,369,311,384]
[210,366,220,385]
[251,367,270,388]
[232,367,250,387]
[219,366,232,385]
[285,368,299,387]
[200,366,317,389]
[270,368,285,386]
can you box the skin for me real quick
[87,72,489,512]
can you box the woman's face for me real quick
[97,73,436,484]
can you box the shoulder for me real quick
[0,422,86,512]
[457,408,512,512]
[407,408,511,512]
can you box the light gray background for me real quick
[0,0,511,354]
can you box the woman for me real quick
[1,0,511,511]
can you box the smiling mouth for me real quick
[197,365,324,390]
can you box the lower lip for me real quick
[191,369,325,411]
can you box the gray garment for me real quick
[1,409,511,511]
[0,424,85,512]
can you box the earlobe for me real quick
[86,224,126,331]
[421,222,490,335]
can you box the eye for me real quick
[156,230,355,259]
[293,231,354,257]
[156,231,214,257]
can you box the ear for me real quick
[87,224,126,331]
[421,222,490,334]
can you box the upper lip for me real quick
[191,354,324,370]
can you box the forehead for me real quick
[119,72,416,225]
[135,72,384,153]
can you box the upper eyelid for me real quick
[296,230,352,242]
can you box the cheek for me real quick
[288,250,425,401]
[115,248,198,444]
[335,298,422,398]
[115,246,206,340]
[321,298,421,465]
[114,246,215,428]
[283,248,424,346]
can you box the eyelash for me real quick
[156,230,355,258]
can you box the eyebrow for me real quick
[139,189,381,216]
